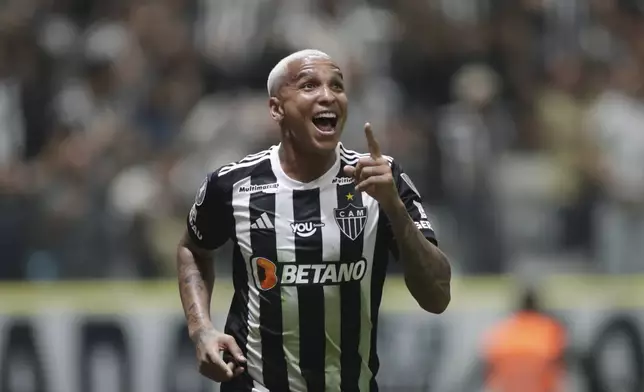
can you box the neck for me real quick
[279,138,337,183]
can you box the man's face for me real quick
[270,56,348,153]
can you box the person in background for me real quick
[481,287,567,392]
[436,63,514,274]
[586,57,644,274]
[535,54,597,255]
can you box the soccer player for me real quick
[177,49,451,392]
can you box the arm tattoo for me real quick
[177,232,216,338]
[385,201,451,312]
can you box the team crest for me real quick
[334,203,368,241]
[195,177,208,206]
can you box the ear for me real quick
[269,97,284,122]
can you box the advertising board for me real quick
[0,277,643,392]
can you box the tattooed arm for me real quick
[179,172,245,382]
[383,200,451,314]
[346,124,451,314]
[177,230,246,381]
[177,231,216,339]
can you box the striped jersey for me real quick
[186,143,437,392]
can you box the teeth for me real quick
[314,112,337,119]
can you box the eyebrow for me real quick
[294,69,344,81]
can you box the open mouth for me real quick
[312,111,338,134]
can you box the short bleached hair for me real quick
[267,49,332,97]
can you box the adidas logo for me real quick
[251,212,274,229]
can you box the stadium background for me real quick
[1,0,644,390]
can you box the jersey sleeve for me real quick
[387,161,438,258]
[186,171,232,250]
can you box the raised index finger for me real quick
[364,123,381,158]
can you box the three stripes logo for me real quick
[251,212,274,230]
[333,203,368,241]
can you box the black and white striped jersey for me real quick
[186,143,437,392]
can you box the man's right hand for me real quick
[192,327,246,382]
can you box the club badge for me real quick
[334,203,368,241]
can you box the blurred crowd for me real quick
[1,0,644,280]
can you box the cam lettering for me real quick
[281,259,367,286]
[415,221,432,230]
[337,209,365,218]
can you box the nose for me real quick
[318,85,336,106]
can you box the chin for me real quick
[312,139,339,153]
[310,126,341,153]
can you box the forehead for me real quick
[286,56,343,80]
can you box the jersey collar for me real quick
[270,143,342,190]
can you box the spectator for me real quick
[436,63,513,274]
[1,0,644,279]
[587,57,644,274]
[535,54,597,254]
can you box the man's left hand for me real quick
[343,123,400,209]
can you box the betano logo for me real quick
[250,257,367,290]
